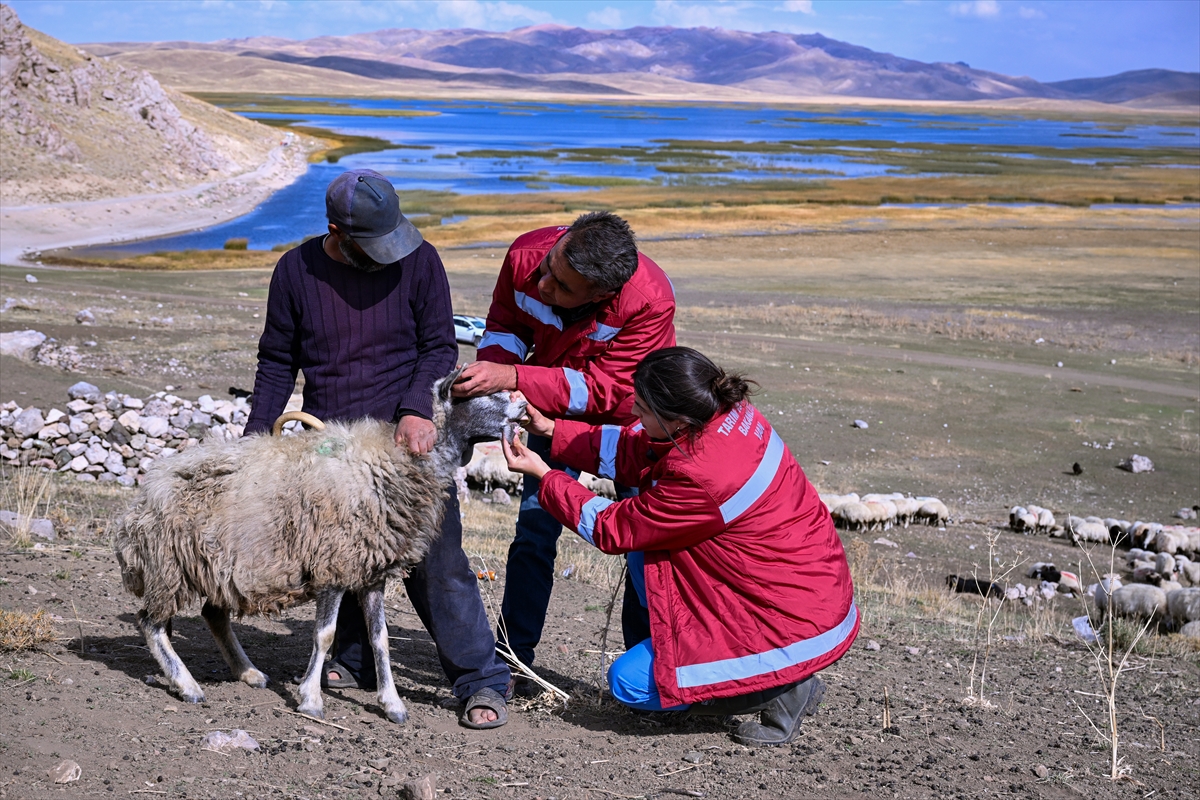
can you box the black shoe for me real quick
[506,676,539,700]
[731,676,825,746]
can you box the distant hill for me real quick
[0,4,283,205]
[1047,69,1200,105]
[86,24,1199,108]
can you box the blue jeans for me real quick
[499,434,649,667]
[335,488,511,699]
[607,551,687,711]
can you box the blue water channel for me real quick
[89,98,1199,254]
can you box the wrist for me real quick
[510,364,519,391]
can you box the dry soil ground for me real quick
[1,206,1198,799]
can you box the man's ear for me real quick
[589,289,617,304]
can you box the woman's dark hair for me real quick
[633,347,756,436]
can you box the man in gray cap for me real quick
[244,169,512,728]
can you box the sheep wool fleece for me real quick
[476,226,676,424]
[539,403,859,708]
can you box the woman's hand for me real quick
[522,403,555,439]
[501,428,552,479]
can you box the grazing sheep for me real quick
[832,501,873,531]
[946,575,1005,599]
[114,369,526,723]
[1096,584,1167,624]
[914,498,949,526]
[1180,620,1200,639]
[464,442,522,494]
[1065,515,1109,545]
[1027,562,1062,583]
[1164,587,1199,626]
[579,472,618,501]
[1092,575,1124,617]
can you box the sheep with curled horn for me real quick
[114,367,526,724]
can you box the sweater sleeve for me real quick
[539,468,726,554]
[244,256,300,436]
[396,244,458,420]
[549,419,652,486]
[476,246,535,365]
[514,297,676,419]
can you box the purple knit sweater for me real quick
[244,236,457,435]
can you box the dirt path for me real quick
[681,330,1200,399]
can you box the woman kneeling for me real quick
[503,347,858,745]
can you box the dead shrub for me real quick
[0,608,57,651]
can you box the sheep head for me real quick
[430,367,527,474]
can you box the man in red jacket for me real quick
[453,211,676,684]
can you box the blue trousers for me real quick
[334,488,511,699]
[607,552,689,711]
[499,433,649,667]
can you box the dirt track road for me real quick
[680,329,1200,399]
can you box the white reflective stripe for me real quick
[587,323,622,342]
[598,425,621,479]
[477,331,528,360]
[631,422,644,433]
[514,291,562,330]
[576,496,614,546]
[719,429,785,524]
[676,601,858,689]
[563,368,588,415]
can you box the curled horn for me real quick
[272,411,326,437]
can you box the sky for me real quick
[7,0,1199,83]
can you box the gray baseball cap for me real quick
[325,169,423,264]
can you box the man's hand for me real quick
[451,361,518,398]
[395,415,437,455]
[501,429,551,480]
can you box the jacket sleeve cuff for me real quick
[396,389,435,421]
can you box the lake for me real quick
[92,98,1199,254]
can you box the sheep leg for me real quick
[136,610,204,704]
[359,585,407,724]
[200,601,268,689]
[296,589,343,720]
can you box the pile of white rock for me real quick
[0,381,248,487]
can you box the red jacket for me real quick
[476,226,676,425]
[538,402,858,707]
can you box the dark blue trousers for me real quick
[498,434,650,668]
[334,488,511,699]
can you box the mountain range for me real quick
[87,25,1199,108]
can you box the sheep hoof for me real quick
[384,707,407,725]
[180,688,205,704]
[240,669,269,688]
[296,703,324,720]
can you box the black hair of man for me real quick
[562,211,639,292]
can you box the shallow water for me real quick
[90,99,1198,254]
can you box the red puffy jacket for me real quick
[538,402,858,707]
[476,226,676,425]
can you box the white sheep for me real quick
[464,442,522,494]
[1165,588,1200,630]
[114,369,526,723]
[1096,584,1167,624]
[914,498,949,526]
[579,472,617,500]
[1179,620,1200,639]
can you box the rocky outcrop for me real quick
[1,3,275,205]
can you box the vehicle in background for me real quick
[453,315,486,346]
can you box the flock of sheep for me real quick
[1008,503,1200,638]
[819,492,950,530]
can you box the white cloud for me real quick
[652,0,754,28]
[950,0,1000,18]
[423,0,554,29]
[586,6,623,28]
[780,0,814,13]
[1018,6,1046,19]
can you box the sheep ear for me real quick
[435,366,466,405]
